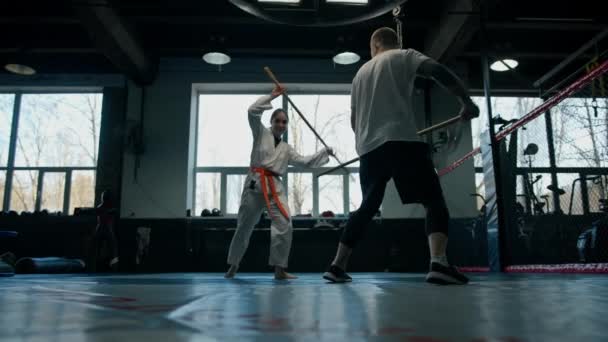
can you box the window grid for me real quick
[1,91,100,214]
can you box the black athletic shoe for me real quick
[323,265,352,283]
[426,262,469,285]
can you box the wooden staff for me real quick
[264,66,344,167]
[317,114,462,177]
[416,115,461,135]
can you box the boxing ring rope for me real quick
[319,114,462,177]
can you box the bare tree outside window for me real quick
[552,96,608,209]
[10,171,37,212]
[552,97,608,168]
[6,93,101,213]
[319,175,342,213]
[41,173,66,212]
[471,97,546,168]
[196,93,359,217]
[70,170,96,214]
[196,173,221,215]
[227,175,246,214]
[288,95,356,215]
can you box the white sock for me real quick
[431,255,449,266]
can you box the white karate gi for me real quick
[227,95,331,268]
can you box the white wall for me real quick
[121,71,194,217]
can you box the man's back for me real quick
[352,48,429,156]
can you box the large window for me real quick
[195,94,280,216]
[471,94,608,216]
[1,92,101,214]
[195,86,358,217]
[197,94,280,167]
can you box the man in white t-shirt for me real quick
[323,27,479,285]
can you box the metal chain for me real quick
[393,6,403,49]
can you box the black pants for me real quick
[340,141,450,248]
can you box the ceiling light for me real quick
[333,51,360,65]
[258,0,301,3]
[4,63,36,76]
[202,52,231,65]
[490,59,518,72]
[326,0,368,4]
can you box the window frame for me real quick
[193,83,357,218]
[0,88,101,214]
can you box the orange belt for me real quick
[251,167,290,220]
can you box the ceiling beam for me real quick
[460,51,597,60]
[0,17,80,24]
[0,48,96,54]
[2,16,604,32]
[485,21,607,31]
[2,16,604,34]
[423,0,480,62]
[72,0,157,85]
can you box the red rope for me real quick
[505,263,608,274]
[437,147,481,177]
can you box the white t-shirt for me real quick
[351,48,431,156]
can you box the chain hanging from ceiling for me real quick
[392,6,404,49]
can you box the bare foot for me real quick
[274,268,298,280]
[225,264,238,278]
